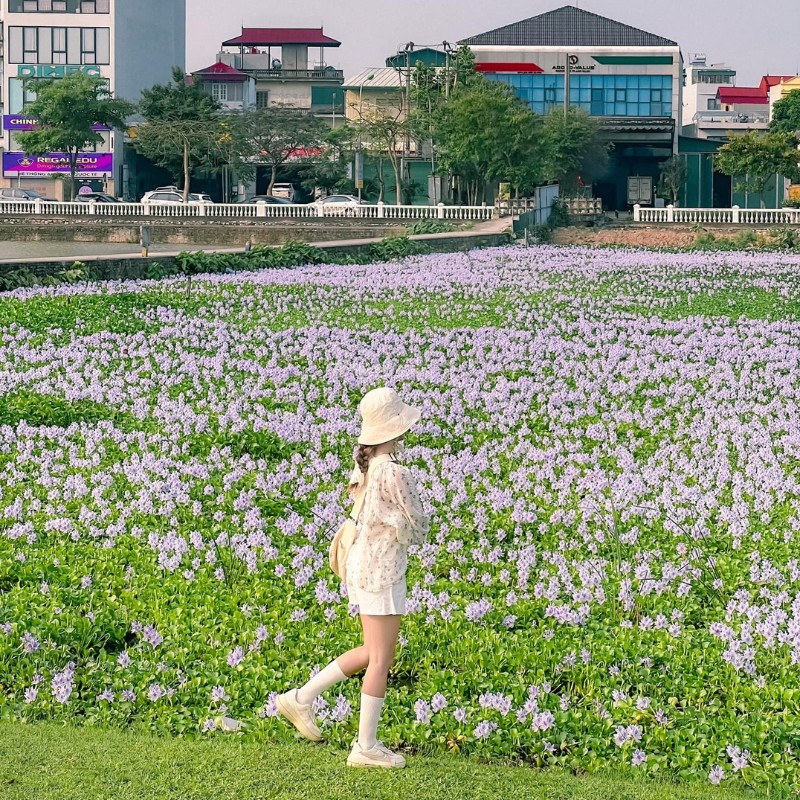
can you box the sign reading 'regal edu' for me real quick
[3,152,113,178]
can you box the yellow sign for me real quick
[789,185,800,201]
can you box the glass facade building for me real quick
[488,73,673,118]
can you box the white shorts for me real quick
[347,578,407,616]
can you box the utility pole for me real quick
[564,52,571,117]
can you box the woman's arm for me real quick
[380,464,430,546]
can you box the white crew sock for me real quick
[296,661,348,706]
[357,693,385,751]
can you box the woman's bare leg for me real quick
[360,615,401,697]
[336,645,369,677]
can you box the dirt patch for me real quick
[551,224,779,249]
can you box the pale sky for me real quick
[187,0,800,87]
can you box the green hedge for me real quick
[0,237,431,293]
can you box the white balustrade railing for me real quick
[0,200,494,222]
[634,204,800,225]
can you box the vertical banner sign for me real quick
[355,151,364,190]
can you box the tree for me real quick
[770,90,800,135]
[16,73,133,200]
[133,68,223,201]
[227,106,325,195]
[540,108,610,195]
[351,102,419,205]
[716,130,800,207]
[658,155,688,205]
[434,78,544,203]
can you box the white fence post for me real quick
[731,205,740,224]
[317,203,325,218]
[377,201,384,219]
[633,203,641,222]
[666,204,674,223]
[437,203,445,220]
[256,201,266,218]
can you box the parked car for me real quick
[237,195,292,205]
[313,194,368,215]
[141,187,214,205]
[74,192,122,204]
[0,188,55,203]
[270,183,296,202]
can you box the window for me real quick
[211,83,228,102]
[707,98,719,110]
[256,91,270,108]
[8,26,110,64]
[11,0,108,11]
[486,71,672,118]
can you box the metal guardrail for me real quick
[0,201,495,222]
[634,204,800,225]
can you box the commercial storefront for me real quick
[0,0,185,198]
[460,5,683,210]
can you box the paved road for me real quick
[0,241,237,262]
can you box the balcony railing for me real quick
[693,111,769,126]
[247,68,344,81]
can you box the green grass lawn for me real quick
[0,721,765,800]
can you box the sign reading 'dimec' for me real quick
[17,65,102,79]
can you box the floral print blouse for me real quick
[347,454,429,592]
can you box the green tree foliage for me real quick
[658,155,688,205]
[16,73,133,200]
[769,90,800,135]
[227,106,325,195]
[434,78,544,203]
[133,68,223,201]
[540,107,610,195]
[715,130,800,206]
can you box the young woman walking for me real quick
[277,387,429,768]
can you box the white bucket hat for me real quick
[357,387,421,446]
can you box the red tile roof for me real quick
[193,61,250,81]
[222,28,341,47]
[760,74,794,92]
[717,86,769,105]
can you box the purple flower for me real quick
[202,718,216,732]
[454,707,467,723]
[227,646,244,667]
[24,686,38,703]
[147,683,164,702]
[709,765,725,785]
[118,651,131,668]
[211,685,228,703]
[51,662,76,704]
[431,692,447,713]
[414,699,431,724]
[473,721,498,740]
[632,749,647,767]
[142,625,163,649]
[21,632,40,654]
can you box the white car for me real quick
[141,187,214,205]
[314,194,368,215]
[270,183,296,202]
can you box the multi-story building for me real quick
[680,55,763,140]
[0,0,185,198]
[769,75,800,118]
[215,27,344,125]
[459,4,683,210]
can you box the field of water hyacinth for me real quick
[2,244,800,793]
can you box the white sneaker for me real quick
[276,690,323,742]
[347,740,406,769]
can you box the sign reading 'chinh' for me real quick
[16,65,102,79]
[2,152,113,178]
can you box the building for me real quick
[0,0,186,198]
[459,5,683,210]
[679,54,767,140]
[215,27,345,125]
[191,62,256,111]
[769,75,800,118]
[682,54,737,127]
